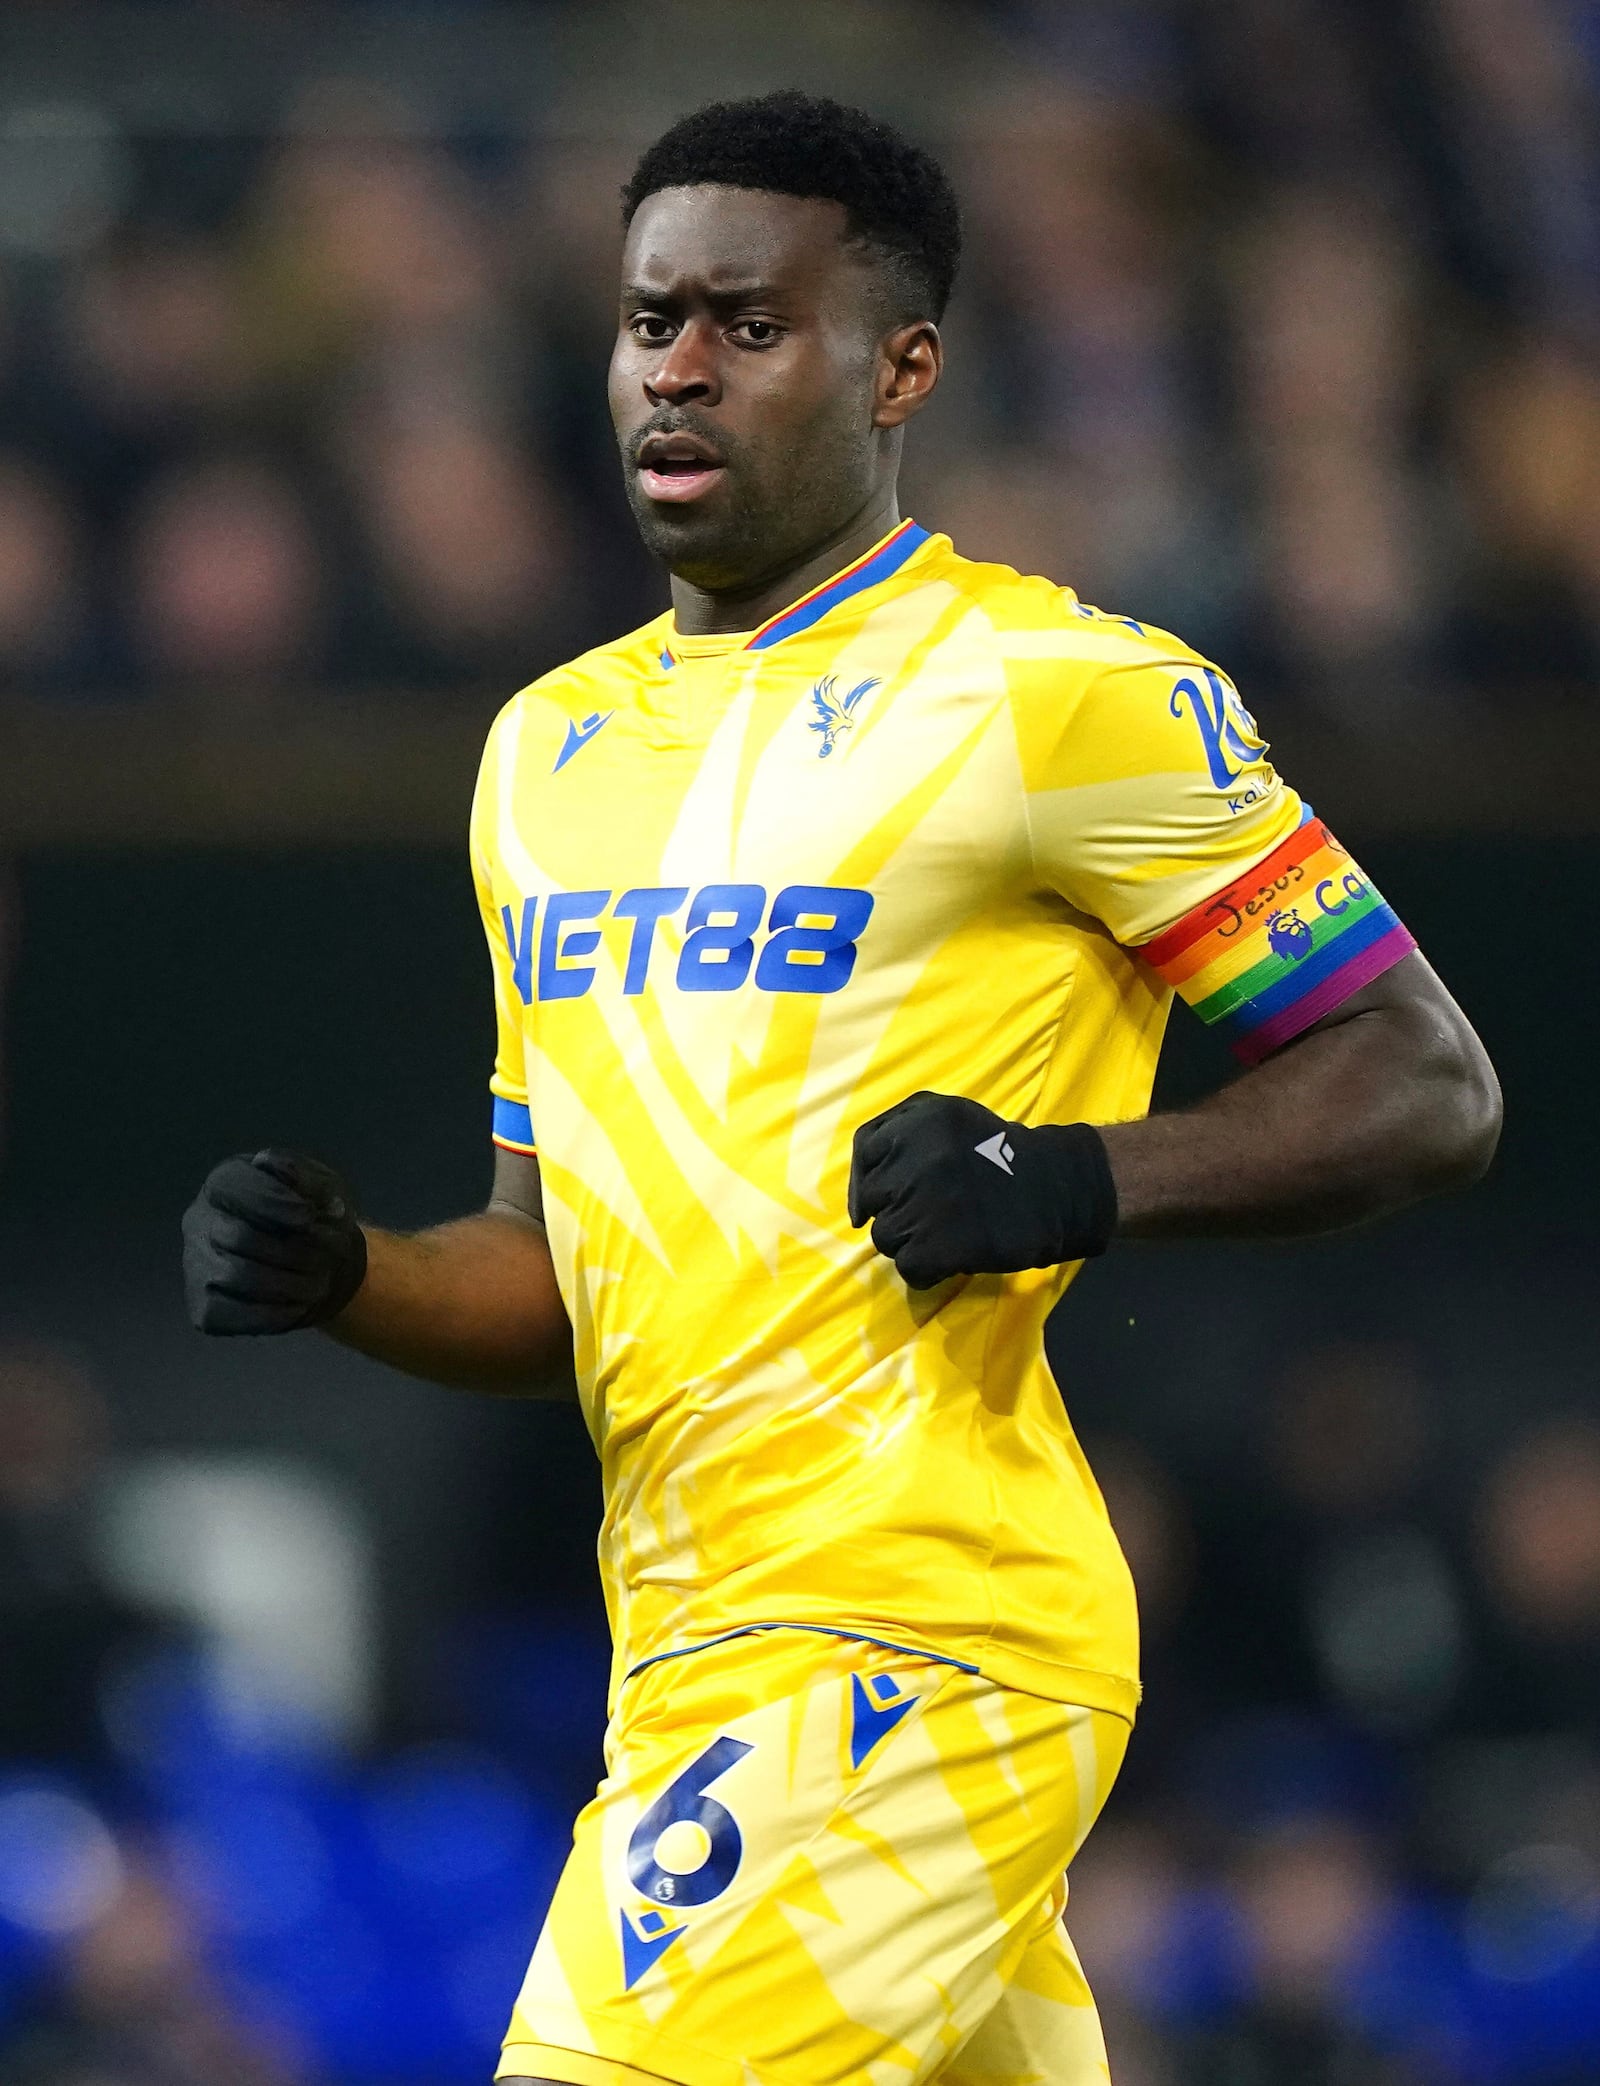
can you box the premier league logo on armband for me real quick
[1266,907,1314,961]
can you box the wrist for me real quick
[1093,1118,1181,1239]
[322,1223,375,1332]
[1028,1121,1119,1261]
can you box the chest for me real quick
[488,634,1049,1022]
[507,646,1028,898]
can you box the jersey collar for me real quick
[660,519,930,669]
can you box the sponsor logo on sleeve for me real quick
[1169,668,1269,803]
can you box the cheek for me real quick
[755,348,872,458]
[606,341,640,426]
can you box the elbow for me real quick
[1458,1059,1504,1187]
[1420,1031,1503,1196]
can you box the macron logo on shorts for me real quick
[620,1905,684,1989]
[975,1131,1015,1176]
[849,1672,917,1769]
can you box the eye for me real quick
[731,319,782,346]
[629,313,676,344]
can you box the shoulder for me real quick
[921,534,1212,684]
[499,615,672,729]
[921,540,1234,780]
[920,540,1268,792]
[476,614,672,773]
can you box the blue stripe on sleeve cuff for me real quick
[492,1096,536,1151]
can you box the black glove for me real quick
[848,1092,1118,1290]
[182,1148,368,1335]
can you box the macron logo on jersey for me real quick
[553,710,614,773]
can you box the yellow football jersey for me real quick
[469,520,1310,1723]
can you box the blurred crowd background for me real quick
[0,0,1599,712]
[1,4,1597,2085]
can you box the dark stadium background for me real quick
[1,5,1598,2083]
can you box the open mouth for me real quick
[636,433,727,505]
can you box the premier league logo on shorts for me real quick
[1266,907,1314,961]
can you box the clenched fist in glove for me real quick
[848,1092,1119,1290]
[182,1149,368,1335]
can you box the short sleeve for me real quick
[1020,644,1415,1062]
[1022,647,1302,942]
[470,707,536,1153]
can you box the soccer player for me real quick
[182,92,1500,2086]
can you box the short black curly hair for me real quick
[622,90,961,322]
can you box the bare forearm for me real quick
[1102,957,1501,1240]
[326,1208,573,1395]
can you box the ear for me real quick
[873,320,942,430]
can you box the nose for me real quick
[644,317,721,409]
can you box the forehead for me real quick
[621,185,860,293]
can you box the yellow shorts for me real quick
[498,1627,1129,2086]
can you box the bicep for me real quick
[486,1145,577,1390]
[1298,949,1490,1078]
[1257,948,1501,1178]
[1295,949,1501,1118]
[489,1145,546,1228]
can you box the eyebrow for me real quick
[621,280,785,306]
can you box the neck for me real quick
[668,487,902,636]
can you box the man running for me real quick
[182,91,1500,2086]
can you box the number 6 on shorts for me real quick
[626,1734,753,1908]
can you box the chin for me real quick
[630,500,759,589]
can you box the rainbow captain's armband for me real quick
[492,1096,537,1154]
[1140,813,1417,1065]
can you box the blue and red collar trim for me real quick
[660,518,929,669]
[746,517,929,650]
